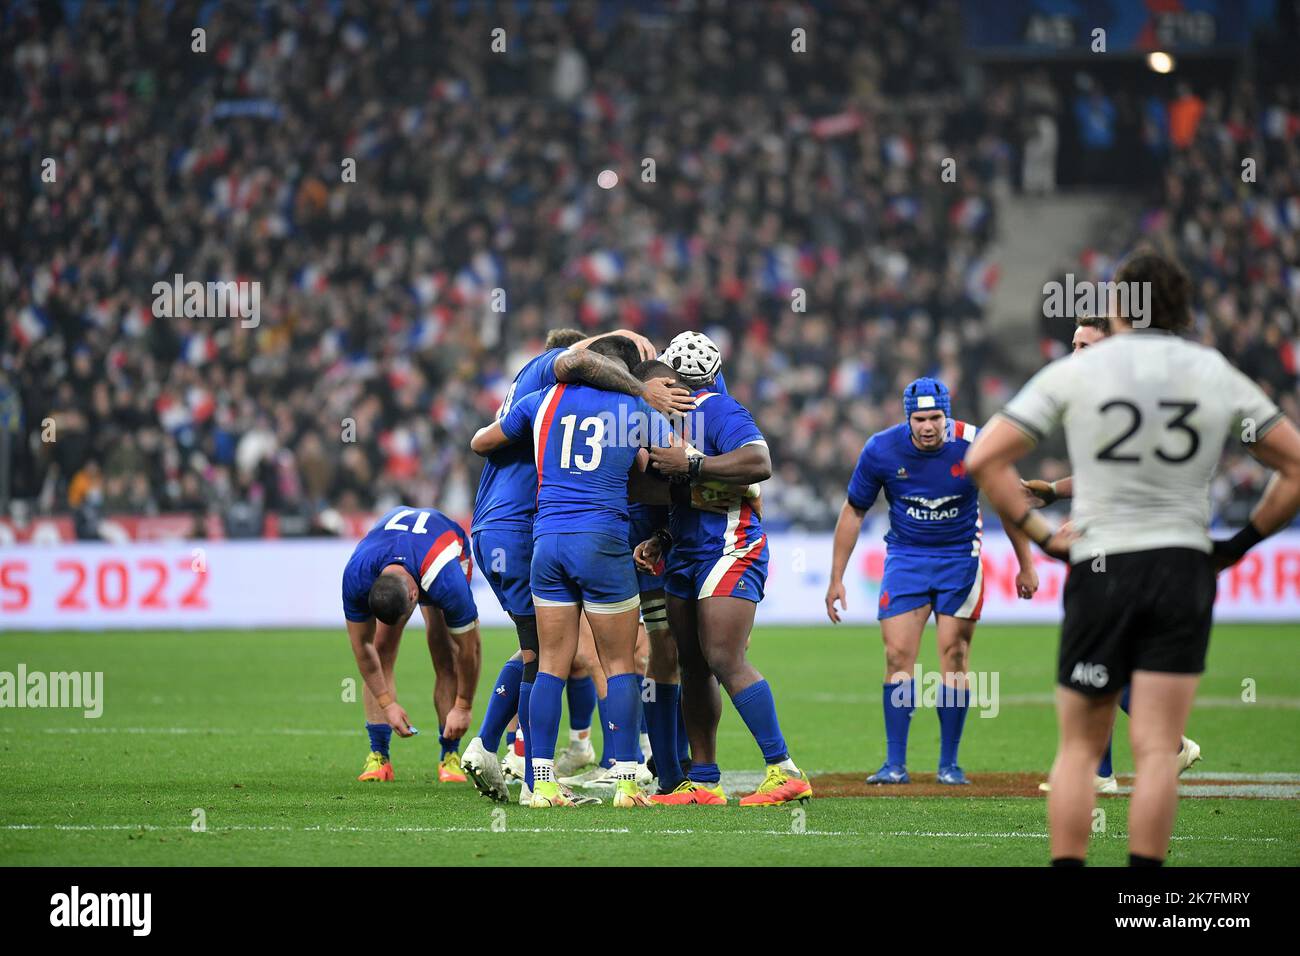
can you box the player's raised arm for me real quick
[572,328,657,362]
[554,345,694,416]
[470,388,545,455]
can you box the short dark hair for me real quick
[1114,251,1191,333]
[632,359,679,383]
[586,334,641,373]
[1076,314,1111,335]
[545,328,585,350]
[368,573,412,626]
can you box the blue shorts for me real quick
[664,536,768,604]
[878,548,984,621]
[531,532,639,613]
[472,527,534,618]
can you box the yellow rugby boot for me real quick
[438,751,468,783]
[358,751,394,782]
[739,764,812,807]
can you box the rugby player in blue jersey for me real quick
[632,334,810,807]
[470,365,677,808]
[341,506,483,783]
[826,378,1039,785]
[461,329,691,803]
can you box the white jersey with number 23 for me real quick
[1000,329,1283,564]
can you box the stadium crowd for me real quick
[1037,73,1300,525]
[1,0,1294,536]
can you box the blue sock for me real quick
[1120,685,1131,715]
[505,730,516,750]
[936,684,969,768]
[528,673,565,766]
[883,680,916,767]
[566,675,596,732]
[676,701,689,764]
[644,682,684,789]
[366,722,392,758]
[438,729,459,759]
[476,658,523,751]
[634,696,645,763]
[730,679,789,764]
[688,761,720,784]
[604,673,642,763]
[1098,738,1115,778]
[518,681,534,790]
[596,694,614,768]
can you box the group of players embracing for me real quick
[342,327,809,808]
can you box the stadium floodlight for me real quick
[1147,51,1175,73]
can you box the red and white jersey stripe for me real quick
[419,529,466,593]
[532,384,566,492]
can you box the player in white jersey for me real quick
[966,252,1300,866]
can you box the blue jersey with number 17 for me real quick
[499,383,671,540]
[342,506,477,626]
[470,347,568,535]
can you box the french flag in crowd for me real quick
[579,250,623,285]
[649,234,691,270]
[1284,266,1300,302]
[1079,248,1114,281]
[964,258,1000,305]
[760,245,799,294]
[183,331,219,366]
[297,264,328,292]
[883,134,914,168]
[409,307,449,350]
[432,78,470,102]
[579,288,613,324]
[831,357,872,399]
[13,305,49,347]
[950,196,988,233]
[188,386,216,423]
[411,272,443,306]
[452,251,503,304]
[886,195,920,224]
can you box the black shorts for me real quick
[1058,547,1216,697]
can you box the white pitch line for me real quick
[805,692,1300,709]
[0,823,849,837]
[0,824,1283,843]
[0,726,358,736]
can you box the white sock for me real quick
[777,757,800,774]
[613,760,638,781]
[639,733,652,759]
[533,759,554,783]
[570,728,590,745]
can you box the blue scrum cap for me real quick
[903,377,951,418]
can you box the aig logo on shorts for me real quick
[1070,662,1109,688]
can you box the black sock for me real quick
[1129,853,1164,867]
[1051,857,1085,867]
